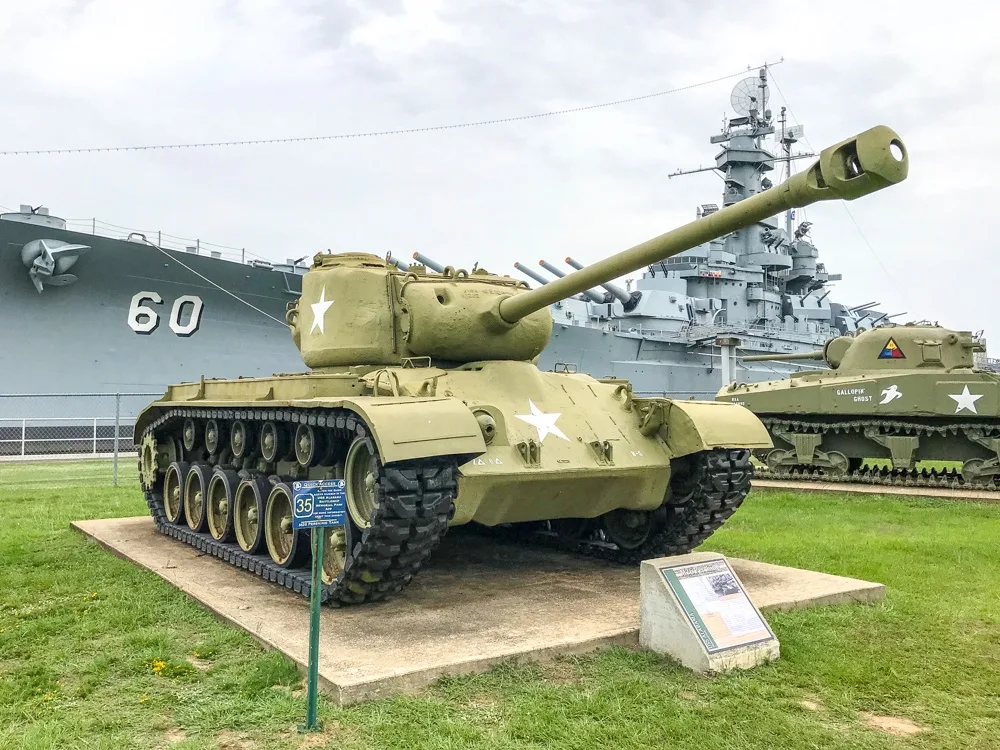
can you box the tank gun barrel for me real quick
[538,260,606,304]
[412,252,446,273]
[564,256,632,305]
[496,125,908,325]
[743,349,825,362]
[513,262,551,287]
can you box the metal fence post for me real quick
[113,394,121,487]
[21,418,26,456]
[93,418,98,455]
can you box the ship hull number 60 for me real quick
[127,291,205,337]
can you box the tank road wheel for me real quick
[204,419,226,455]
[206,468,239,542]
[182,418,201,453]
[600,509,655,550]
[265,482,308,568]
[139,433,162,491]
[230,420,255,461]
[294,424,324,467]
[233,474,269,554]
[345,436,379,529]
[163,461,189,524]
[321,526,349,585]
[260,421,289,463]
[183,463,212,532]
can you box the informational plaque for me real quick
[659,558,773,653]
[291,479,347,530]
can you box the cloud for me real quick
[1,0,998,344]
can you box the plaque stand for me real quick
[639,552,779,674]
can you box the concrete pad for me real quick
[753,478,1000,503]
[72,516,885,705]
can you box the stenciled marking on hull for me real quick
[127,291,205,337]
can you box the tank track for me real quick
[474,448,755,562]
[139,407,459,605]
[756,416,1000,491]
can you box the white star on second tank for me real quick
[948,385,983,414]
[310,286,334,334]
[515,400,569,443]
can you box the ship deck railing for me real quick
[60,217,276,266]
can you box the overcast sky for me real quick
[3,1,999,342]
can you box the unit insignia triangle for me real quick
[878,337,905,360]
[310,286,334,334]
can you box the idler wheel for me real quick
[230,420,255,461]
[600,508,655,550]
[264,482,308,568]
[183,463,212,532]
[163,461,190,524]
[182,418,201,453]
[206,467,239,542]
[321,526,349,585]
[205,419,227,455]
[260,421,288,463]
[294,424,325,467]
[233,474,269,554]
[345,436,379,529]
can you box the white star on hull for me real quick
[948,385,983,414]
[515,400,569,443]
[310,286,334,334]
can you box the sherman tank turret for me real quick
[717,324,1000,486]
[135,125,909,604]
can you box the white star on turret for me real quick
[515,400,569,443]
[310,286,334,334]
[948,385,983,414]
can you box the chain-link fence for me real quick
[0,393,161,489]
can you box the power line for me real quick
[767,68,896,284]
[0,60,783,157]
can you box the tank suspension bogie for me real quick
[183,463,212,532]
[163,461,188,525]
[265,482,308,568]
[206,468,239,542]
[754,415,1000,489]
[139,405,461,605]
[233,474,269,554]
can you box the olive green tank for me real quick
[716,324,1000,487]
[135,125,909,604]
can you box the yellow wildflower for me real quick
[139,695,148,703]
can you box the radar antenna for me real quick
[730,76,769,117]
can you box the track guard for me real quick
[654,399,773,458]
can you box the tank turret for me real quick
[286,125,908,371]
[740,327,983,371]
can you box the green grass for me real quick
[2,462,999,749]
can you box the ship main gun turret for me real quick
[564,256,641,312]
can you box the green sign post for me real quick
[292,479,348,732]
